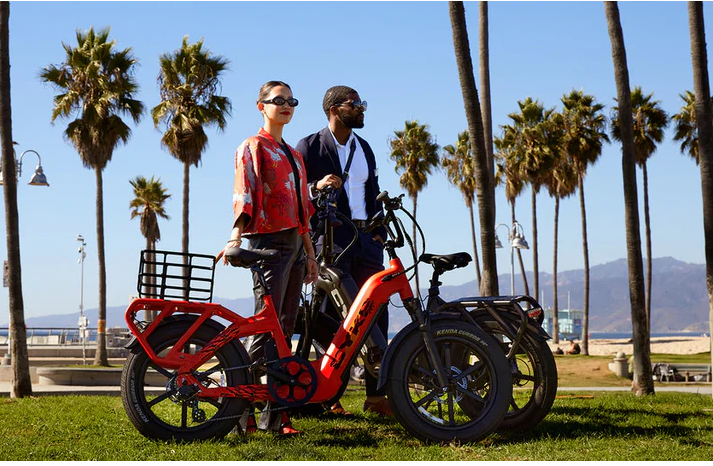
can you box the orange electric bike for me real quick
[120,191,512,444]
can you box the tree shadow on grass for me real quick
[497,404,713,448]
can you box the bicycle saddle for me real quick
[224,247,279,268]
[419,252,472,272]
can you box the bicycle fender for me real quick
[376,312,463,392]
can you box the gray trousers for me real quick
[241,228,305,431]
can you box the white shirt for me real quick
[330,130,369,220]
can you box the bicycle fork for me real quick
[402,297,449,388]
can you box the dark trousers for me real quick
[241,228,305,431]
[332,228,388,397]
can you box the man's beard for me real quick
[339,112,364,129]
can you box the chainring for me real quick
[266,356,318,407]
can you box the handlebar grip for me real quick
[376,191,390,203]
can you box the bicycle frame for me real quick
[125,255,415,406]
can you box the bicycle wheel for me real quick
[477,319,558,431]
[386,320,512,444]
[121,320,250,441]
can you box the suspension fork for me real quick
[403,297,449,388]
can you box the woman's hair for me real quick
[257,80,291,104]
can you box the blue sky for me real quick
[0,1,708,324]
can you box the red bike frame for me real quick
[125,256,414,405]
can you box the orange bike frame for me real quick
[125,257,414,404]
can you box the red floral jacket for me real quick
[233,128,315,236]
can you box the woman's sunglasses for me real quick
[260,96,299,107]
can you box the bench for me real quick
[652,362,711,383]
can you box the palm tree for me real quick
[605,1,653,396]
[540,112,575,345]
[40,27,144,366]
[561,90,610,355]
[152,36,230,261]
[611,86,669,332]
[0,2,32,398]
[449,0,499,296]
[497,98,556,303]
[687,1,713,399]
[672,90,713,165]
[130,175,170,309]
[442,131,481,287]
[389,120,440,293]
[493,146,529,296]
[479,1,495,221]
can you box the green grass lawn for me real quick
[1,387,712,461]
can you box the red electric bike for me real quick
[120,191,512,444]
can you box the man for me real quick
[296,85,392,417]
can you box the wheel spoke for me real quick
[414,388,441,408]
[147,391,171,407]
[454,384,486,408]
[518,373,536,383]
[510,396,520,410]
[203,397,222,409]
[447,392,456,427]
[148,362,173,379]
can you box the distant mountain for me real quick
[17,257,710,334]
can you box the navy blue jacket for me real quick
[296,127,386,247]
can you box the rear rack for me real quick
[137,250,216,302]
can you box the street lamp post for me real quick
[495,221,530,295]
[1,147,49,365]
[77,235,88,365]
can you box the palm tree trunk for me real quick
[479,1,495,223]
[93,166,108,366]
[182,161,190,297]
[148,239,157,321]
[552,196,560,344]
[468,202,482,289]
[449,1,498,296]
[643,162,652,332]
[510,201,529,295]
[412,192,420,294]
[687,0,713,399]
[579,176,591,355]
[532,188,539,302]
[0,2,32,397]
[605,1,652,395]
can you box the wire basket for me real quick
[137,250,216,302]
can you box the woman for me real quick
[221,80,317,435]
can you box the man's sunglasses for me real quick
[337,100,367,112]
[261,96,299,107]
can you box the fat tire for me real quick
[476,319,558,431]
[121,321,249,441]
[386,320,512,444]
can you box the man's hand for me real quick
[316,174,342,190]
[373,234,385,245]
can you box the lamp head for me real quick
[28,165,49,187]
[494,234,504,249]
[512,236,529,249]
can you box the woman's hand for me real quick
[301,231,318,284]
[216,238,242,265]
[304,251,318,284]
